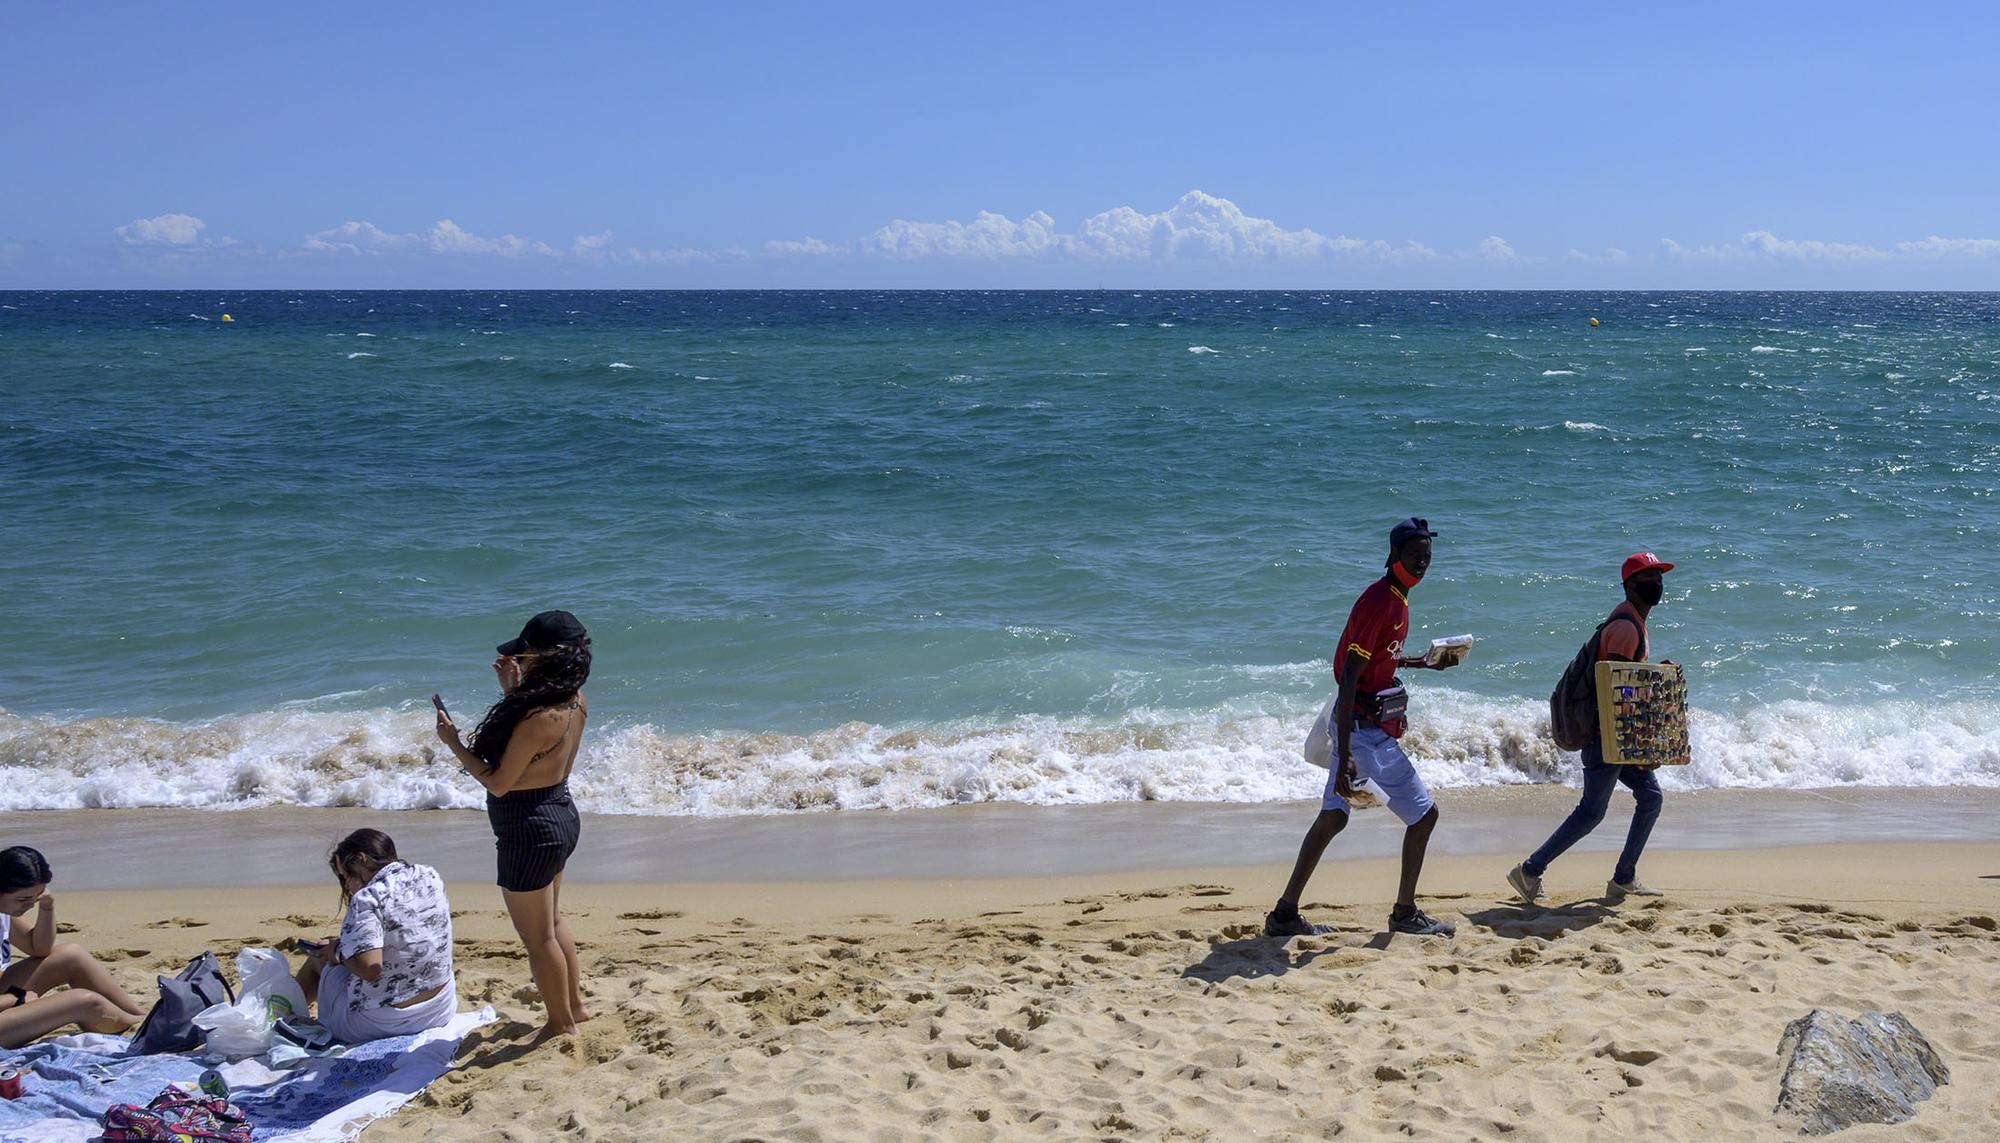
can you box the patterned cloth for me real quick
[0,1007,493,1143]
[336,863,453,1017]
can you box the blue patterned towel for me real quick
[0,1007,494,1142]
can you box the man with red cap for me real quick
[1508,552,1675,903]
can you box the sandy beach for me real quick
[7,796,1998,1140]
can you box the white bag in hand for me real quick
[193,947,311,1058]
[1302,694,1337,769]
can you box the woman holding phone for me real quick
[433,610,591,1042]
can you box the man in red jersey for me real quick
[1266,518,1460,939]
[1507,552,1673,903]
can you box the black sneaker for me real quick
[1388,908,1456,937]
[1263,909,1320,938]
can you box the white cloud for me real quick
[116,213,206,245]
[1658,230,2000,267]
[1475,235,1517,262]
[852,191,1437,264]
[763,237,849,257]
[303,220,419,254]
[1072,192,1339,259]
[862,210,1063,259]
[1894,235,2000,258]
[425,220,556,257]
[1739,230,1883,262]
[570,232,733,264]
[1567,246,1632,264]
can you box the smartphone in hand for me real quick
[295,938,328,954]
[431,693,450,719]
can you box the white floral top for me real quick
[337,862,454,1012]
[0,912,10,969]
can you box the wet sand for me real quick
[6,786,1996,889]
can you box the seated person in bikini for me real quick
[0,846,148,1049]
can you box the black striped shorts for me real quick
[487,782,581,893]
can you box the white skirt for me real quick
[315,964,457,1044]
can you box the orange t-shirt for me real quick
[1597,601,1649,662]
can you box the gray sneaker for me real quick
[1606,878,1664,899]
[1506,863,1544,904]
[1388,908,1456,937]
[1263,909,1321,938]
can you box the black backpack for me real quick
[128,951,234,1055]
[1548,615,1641,751]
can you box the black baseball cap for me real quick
[497,610,588,655]
[1389,517,1438,546]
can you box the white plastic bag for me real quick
[238,947,309,1023]
[193,947,311,1059]
[1302,694,1337,769]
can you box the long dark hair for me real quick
[470,640,591,766]
[0,846,53,893]
[329,829,399,906]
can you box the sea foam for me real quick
[3,691,1994,816]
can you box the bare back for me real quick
[512,695,588,791]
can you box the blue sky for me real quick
[5,3,1997,288]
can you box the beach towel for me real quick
[0,1007,493,1143]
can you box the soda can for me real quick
[0,1067,26,1100]
[198,1068,228,1099]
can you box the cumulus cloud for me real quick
[1474,235,1518,262]
[116,213,206,245]
[850,191,1437,264]
[424,220,556,257]
[862,210,1063,259]
[303,220,419,254]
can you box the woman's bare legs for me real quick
[16,944,145,1018]
[0,989,142,1048]
[550,873,589,1022]
[501,884,576,1041]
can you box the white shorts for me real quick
[316,965,457,1044]
[1322,726,1436,826]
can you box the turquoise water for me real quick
[3,290,1997,812]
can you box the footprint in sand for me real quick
[144,917,209,929]
[617,909,683,921]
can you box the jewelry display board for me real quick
[1593,660,1690,766]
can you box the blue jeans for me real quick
[1523,742,1663,885]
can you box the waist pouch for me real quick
[1357,683,1409,738]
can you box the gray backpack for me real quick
[128,951,233,1055]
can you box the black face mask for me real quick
[1633,579,1665,607]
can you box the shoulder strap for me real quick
[1591,613,1644,659]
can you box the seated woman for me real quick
[294,830,457,1044]
[0,846,148,1049]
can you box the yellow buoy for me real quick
[220,313,234,322]
[1588,317,1599,327]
